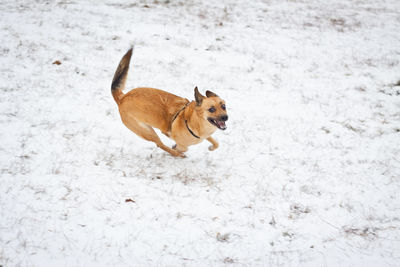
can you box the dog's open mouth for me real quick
[208,118,227,130]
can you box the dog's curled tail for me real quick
[111,47,133,104]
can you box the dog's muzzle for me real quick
[208,115,228,130]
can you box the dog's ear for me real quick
[206,90,219,98]
[194,86,205,106]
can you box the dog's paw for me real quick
[174,151,186,158]
[172,144,187,157]
[170,149,186,158]
[208,145,218,151]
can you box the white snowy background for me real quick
[1,0,400,266]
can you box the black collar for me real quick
[171,102,190,124]
[185,120,200,139]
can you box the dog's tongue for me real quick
[217,120,227,130]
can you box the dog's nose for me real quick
[220,115,228,121]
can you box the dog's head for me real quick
[194,87,228,130]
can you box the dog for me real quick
[111,48,228,157]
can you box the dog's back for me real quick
[119,87,189,133]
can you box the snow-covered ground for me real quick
[1,0,400,266]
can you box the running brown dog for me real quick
[111,48,228,157]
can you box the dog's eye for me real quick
[221,104,226,110]
[208,107,216,113]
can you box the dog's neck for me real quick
[183,102,216,139]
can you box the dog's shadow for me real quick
[114,146,226,186]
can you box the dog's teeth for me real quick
[218,121,226,130]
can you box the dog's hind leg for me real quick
[207,137,219,151]
[122,116,185,157]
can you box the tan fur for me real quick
[111,48,228,157]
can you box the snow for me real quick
[1,0,400,266]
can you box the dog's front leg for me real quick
[207,137,219,151]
